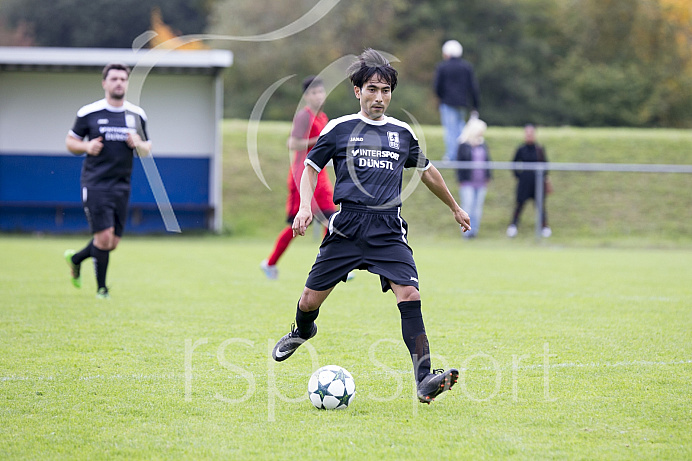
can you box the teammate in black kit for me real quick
[63,63,152,299]
[272,49,472,404]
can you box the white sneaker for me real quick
[541,227,552,238]
[506,225,518,238]
[260,260,278,280]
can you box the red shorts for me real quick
[286,168,336,223]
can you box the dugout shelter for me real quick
[0,46,232,233]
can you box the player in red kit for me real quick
[261,76,337,280]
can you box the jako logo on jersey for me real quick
[349,136,363,142]
[387,131,400,149]
[97,119,109,124]
[410,276,418,283]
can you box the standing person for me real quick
[506,124,551,238]
[260,76,337,280]
[63,63,151,299]
[271,49,471,405]
[433,39,481,161]
[456,117,492,238]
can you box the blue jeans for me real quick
[459,184,487,236]
[439,104,467,161]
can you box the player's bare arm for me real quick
[66,135,103,156]
[127,133,152,157]
[292,165,319,237]
[287,135,320,152]
[420,164,471,232]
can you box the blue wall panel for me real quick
[0,155,82,202]
[0,154,211,233]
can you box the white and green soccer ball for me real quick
[308,365,356,410]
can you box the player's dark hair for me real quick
[302,75,324,93]
[347,48,398,92]
[102,63,131,80]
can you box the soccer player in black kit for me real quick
[272,49,472,404]
[64,63,151,299]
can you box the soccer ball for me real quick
[308,365,356,410]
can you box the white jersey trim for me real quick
[417,162,433,172]
[397,207,408,244]
[68,130,83,140]
[319,113,419,140]
[319,113,361,137]
[124,101,148,120]
[380,116,419,141]
[76,99,147,120]
[328,208,341,235]
[304,158,322,173]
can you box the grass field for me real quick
[1,235,690,459]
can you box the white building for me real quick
[0,46,232,233]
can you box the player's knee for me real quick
[298,288,327,312]
[395,286,420,303]
[93,238,109,251]
[94,230,116,251]
[298,297,320,312]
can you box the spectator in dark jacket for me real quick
[456,118,491,238]
[507,124,551,238]
[434,40,481,161]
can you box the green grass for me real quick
[222,120,692,245]
[1,235,690,459]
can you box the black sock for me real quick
[398,300,431,382]
[73,239,94,265]
[91,245,110,290]
[295,303,319,339]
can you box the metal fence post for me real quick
[535,166,545,241]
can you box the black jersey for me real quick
[68,99,148,191]
[305,113,430,209]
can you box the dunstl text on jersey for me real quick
[351,148,400,171]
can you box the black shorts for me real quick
[305,204,419,293]
[82,186,130,237]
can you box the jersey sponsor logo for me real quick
[358,158,394,170]
[387,131,400,149]
[349,136,364,142]
[97,119,109,124]
[350,148,400,160]
[99,125,130,142]
[350,147,399,171]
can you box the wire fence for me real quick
[433,161,692,240]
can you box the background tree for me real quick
[2,0,690,127]
[0,0,211,48]
[552,0,692,126]
[207,0,407,120]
